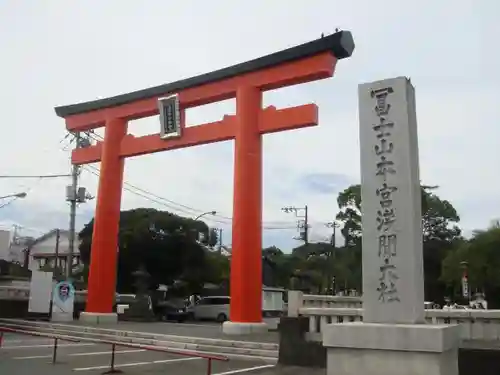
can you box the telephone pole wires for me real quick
[326,221,340,247]
[282,205,309,244]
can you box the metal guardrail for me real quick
[0,325,229,374]
[0,326,80,365]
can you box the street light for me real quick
[193,211,217,221]
[0,192,27,200]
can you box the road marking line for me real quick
[213,364,276,375]
[13,355,52,359]
[13,349,146,360]
[73,356,200,371]
[71,349,146,357]
[162,322,219,328]
[3,343,95,349]
[4,339,52,344]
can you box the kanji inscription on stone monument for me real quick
[359,76,425,324]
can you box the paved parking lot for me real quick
[68,320,280,343]
[0,333,278,375]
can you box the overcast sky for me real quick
[0,0,497,251]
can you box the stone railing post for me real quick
[287,290,304,317]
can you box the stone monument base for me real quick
[79,312,118,324]
[222,321,268,335]
[51,312,74,323]
[323,322,461,375]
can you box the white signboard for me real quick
[51,281,75,322]
[359,77,425,324]
[462,276,469,298]
[28,270,53,314]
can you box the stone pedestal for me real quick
[222,321,268,335]
[51,312,74,322]
[79,312,118,324]
[323,323,461,375]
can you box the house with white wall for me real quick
[27,229,81,272]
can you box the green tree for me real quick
[441,220,500,307]
[334,184,461,301]
[200,228,219,248]
[203,251,230,288]
[79,208,212,294]
[336,185,362,247]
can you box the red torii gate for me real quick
[55,31,354,333]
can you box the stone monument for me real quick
[121,265,155,322]
[323,77,461,375]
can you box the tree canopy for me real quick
[333,184,462,302]
[441,221,500,305]
[78,208,227,294]
[74,185,500,307]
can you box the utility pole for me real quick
[218,228,223,253]
[282,205,309,244]
[65,132,93,279]
[303,205,308,244]
[66,132,80,279]
[326,221,340,247]
[55,229,60,274]
[325,220,339,294]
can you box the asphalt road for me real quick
[0,320,322,375]
[0,332,283,375]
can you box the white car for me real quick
[186,296,230,322]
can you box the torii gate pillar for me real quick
[54,31,355,332]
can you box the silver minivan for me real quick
[187,296,230,322]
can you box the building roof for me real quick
[29,229,71,248]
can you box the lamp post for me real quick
[0,192,27,200]
[193,211,217,221]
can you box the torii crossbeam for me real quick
[55,31,354,333]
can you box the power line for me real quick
[87,134,229,218]
[82,165,297,230]
[0,134,75,214]
[84,164,224,220]
[282,205,309,243]
[0,174,71,179]
[82,132,297,228]
[85,132,236,221]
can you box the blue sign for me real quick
[54,281,75,303]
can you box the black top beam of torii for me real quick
[55,31,355,117]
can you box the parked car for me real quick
[155,299,189,322]
[186,296,230,322]
[424,301,441,309]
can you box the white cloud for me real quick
[0,0,497,250]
